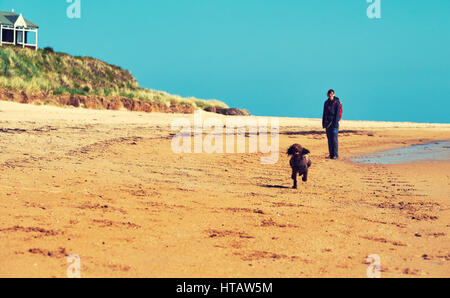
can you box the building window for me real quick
[2,29,14,43]
[16,31,23,43]
[26,31,37,44]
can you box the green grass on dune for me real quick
[0,45,228,110]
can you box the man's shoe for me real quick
[332,156,339,160]
[325,156,333,159]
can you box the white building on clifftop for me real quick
[0,9,38,50]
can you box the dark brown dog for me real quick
[287,144,312,189]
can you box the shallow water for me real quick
[351,140,450,165]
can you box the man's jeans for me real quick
[326,127,339,158]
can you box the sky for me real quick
[1,0,449,123]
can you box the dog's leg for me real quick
[291,169,298,189]
[302,160,311,182]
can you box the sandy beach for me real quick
[0,101,449,278]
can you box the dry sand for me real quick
[0,101,449,277]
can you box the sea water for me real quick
[351,140,450,165]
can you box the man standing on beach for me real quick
[322,89,342,159]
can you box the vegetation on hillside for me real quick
[0,45,228,110]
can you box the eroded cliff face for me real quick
[0,89,252,116]
[204,106,251,116]
[0,89,196,114]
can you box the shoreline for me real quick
[347,139,450,165]
[1,100,450,128]
[255,114,450,127]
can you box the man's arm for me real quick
[332,99,340,129]
[322,102,327,129]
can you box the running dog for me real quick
[287,144,312,189]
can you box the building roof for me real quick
[0,11,38,28]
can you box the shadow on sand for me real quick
[262,185,291,189]
[280,130,362,136]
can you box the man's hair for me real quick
[327,89,335,96]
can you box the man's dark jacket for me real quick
[322,97,341,129]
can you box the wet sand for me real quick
[0,101,449,277]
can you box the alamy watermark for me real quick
[366,254,381,278]
[171,111,279,165]
[66,0,81,19]
[367,0,381,19]
[67,254,81,278]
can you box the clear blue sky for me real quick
[2,0,449,123]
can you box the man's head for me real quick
[327,89,335,100]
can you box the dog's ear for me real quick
[302,148,310,155]
[287,145,294,155]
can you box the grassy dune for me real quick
[0,45,228,111]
